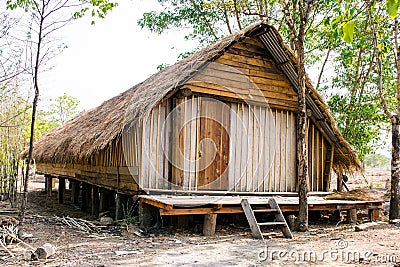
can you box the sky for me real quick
[41,0,197,111]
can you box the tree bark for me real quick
[390,116,400,219]
[296,34,309,232]
[19,3,44,224]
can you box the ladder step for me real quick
[253,209,279,213]
[258,222,286,226]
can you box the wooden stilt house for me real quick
[30,23,367,225]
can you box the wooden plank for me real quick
[160,207,242,215]
[197,98,230,190]
[164,99,172,190]
[240,103,247,191]
[246,105,252,191]
[189,96,197,190]
[321,136,324,192]
[219,52,275,68]
[268,198,293,238]
[187,78,298,102]
[274,110,279,192]
[229,103,237,191]
[139,196,174,211]
[241,199,263,239]
[186,84,298,111]
[257,106,265,192]
[172,97,185,188]
[291,112,296,192]
[194,68,294,91]
[285,111,289,192]
[195,97,201,190]
[311,124,315,191]
[327,146,335,191]
[182,97,190,190]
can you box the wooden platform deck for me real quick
[139,195,383,216]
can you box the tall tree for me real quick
[6,0,117,223]
[277,0,317,231]
[369,0,400,219]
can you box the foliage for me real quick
[0,84,31,202]
[122,200,138,225]
[5,0,117,222]
[34,93,81,139]
[364,153,390,167]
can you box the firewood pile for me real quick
[324,188,383,201]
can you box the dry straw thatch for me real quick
[30,22,359,171]
[324,188,383,201]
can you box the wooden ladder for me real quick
[241,198,293,239]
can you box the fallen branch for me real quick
[0,240,14,257]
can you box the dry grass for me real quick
[324,188,384,201]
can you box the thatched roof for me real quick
[30,22,360,170]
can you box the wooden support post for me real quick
[115,193,124,221]
[44,175,48,193]
[99,188,110,212]
[68,179,72,190]
[139,202,160,228]
[337,174,343,192]
[81,183,87,211]
[203,214,217,236]
[91,186,100,216]
[52,179,56,191]
[85,184,92,211]
[369,209,380,222]
[45,175,52,197]
[58,177,65,204]
[177,215,190,228]
[347,209,357,224]
[71,180,80,204]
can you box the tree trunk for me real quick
[19,6,44,225]
[296,37,309,232]
[390,116,400,219]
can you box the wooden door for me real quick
[197,98,230,190]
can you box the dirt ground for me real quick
[0,168,399,267]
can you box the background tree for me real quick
[6,0,117,223]
[35,93,81,139]
[369,0,400,219]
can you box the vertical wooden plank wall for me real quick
[135,97,329,193]
[307,123,329,191]
[140,100,170,190]
[228,103,297,192]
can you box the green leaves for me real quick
[342,20,355,43]
[386,0,400,18]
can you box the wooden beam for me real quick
[139,196,174,211]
